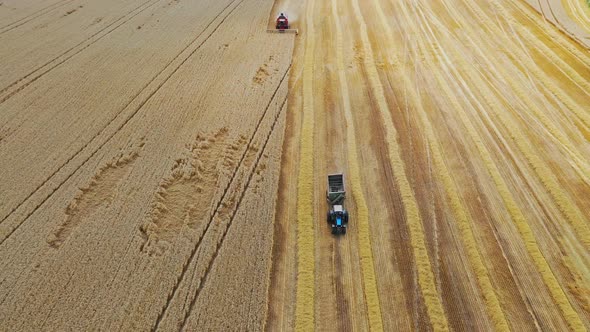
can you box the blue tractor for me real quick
[326,173,349,235]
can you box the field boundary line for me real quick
[293,0,316,330]
[330,0,383,329]
[0,0,162,104]
[0,0,75,33]
[0,0,243,244]
[150,61,291,331]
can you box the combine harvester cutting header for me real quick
[267,13,298,35]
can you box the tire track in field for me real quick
[293,0,316,329]
[458,0,590,251]
[0,0,75,33]
[352,0,449,329]
[0,0,162,104]
[544,0,590,43]
[332,244,352,330]
[150,63,291,332]
[416,3,586,329]
[0,0,243,244]
[330,0,383,329]
[541,0,568,34]
[177,90,290,332]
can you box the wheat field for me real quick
[1,0,589,330]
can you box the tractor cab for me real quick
[328,205,348,235]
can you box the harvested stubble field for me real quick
[0,0,589,331]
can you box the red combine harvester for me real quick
[267,12,298,35]
[276,13,289,30]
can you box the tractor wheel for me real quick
[331,227,337,235]
[327,211,331,224]
[341,227,346,235]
